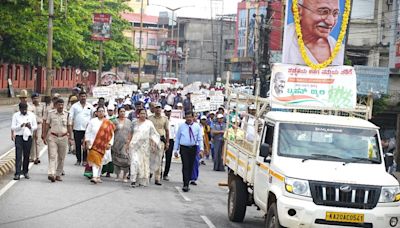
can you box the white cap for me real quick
[107,104,115,111]
[123,99,131,105]
[160,93,166,97]
[200,115,207,120]
[137,90,141,93]
[217,114,224,119]
[249,104,256,110]
[177,102,183,107]
[164,105,172,111]
[177,91,182,94]
[118,95,124,99]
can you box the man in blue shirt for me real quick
[211,114,226,171]
[174,111,204,192]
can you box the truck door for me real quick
[254,124,274,211]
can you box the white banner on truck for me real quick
[269,63,357,109]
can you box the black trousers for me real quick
[15,136,32,175]
[180,145,197,187]
[163,139,174,177]
[73,130,86,163]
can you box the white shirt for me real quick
[168,117,185,140]
[11,111,38,137]
[125,110,133,118]
[167,93,175,106]
[69,102,94,131]
[282,23,344,65]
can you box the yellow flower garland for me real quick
[292,0,351,69]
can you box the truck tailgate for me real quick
[225,141,256,184]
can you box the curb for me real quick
[0,149,15,176]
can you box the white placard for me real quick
[171,110,184,119]
[270,63,357,109]
[92,87,111,98]
[191,94,207,104]
[194,101,211,112]
[141,82,150,89]
[209,95,224,110]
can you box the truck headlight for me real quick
[285,177,311,197]
[379,186,400,203]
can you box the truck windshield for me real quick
[278,123,382,164]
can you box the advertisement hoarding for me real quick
[354,65,390,95]
[282,0,346,66]
[270,63,356,109]
[92,13,112,41]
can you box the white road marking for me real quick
[0,146,47,198]
[200,215,216,228]
[175,186,191,201]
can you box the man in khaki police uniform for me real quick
[43,98,69,182]
[148,102,169,186]
[41,93,60,142]
[30,92,45,164]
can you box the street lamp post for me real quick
[151,4,194,81]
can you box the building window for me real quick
[147,53,157,61]
[136,37,144,46]
[148,38,156,46]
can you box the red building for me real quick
[0,63,96,96]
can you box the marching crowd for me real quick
[10,85,258,192]
[10,85,398,193]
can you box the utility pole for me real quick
[152,5,194,80]
[258,1,272,98]
[45,0,54,96]
[219,18,224,79]
[138,0,144,88]
[96,0,104,87]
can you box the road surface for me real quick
[0,151,265,227]
[0,105,16,157]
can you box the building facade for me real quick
[120,13,168,82]
[157,16,236,84]
[232,0,282,83]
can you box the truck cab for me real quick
[249,111,400,227]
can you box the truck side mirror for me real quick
[260,143,271,158]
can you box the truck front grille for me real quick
[309,181,381,209]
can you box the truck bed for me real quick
[225,139,257,185]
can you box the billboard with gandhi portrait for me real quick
[282,0,349,67]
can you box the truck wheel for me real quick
[265,203,283,228]
[228,177,248,222]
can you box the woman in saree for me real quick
[85,106,115,184]
[129,108,161,187]
[111,107,133,182]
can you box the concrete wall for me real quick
[179,17,235,84]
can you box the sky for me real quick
[146,0,241,19]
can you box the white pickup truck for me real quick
[224,91,400,227]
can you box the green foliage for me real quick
[0,0,137,70]
[344,56,352,66]
[372,94,389,115]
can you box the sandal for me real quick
[90,178,97,184]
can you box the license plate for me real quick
[326,212,364,223]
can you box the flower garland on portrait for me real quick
[292,0,351,69]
